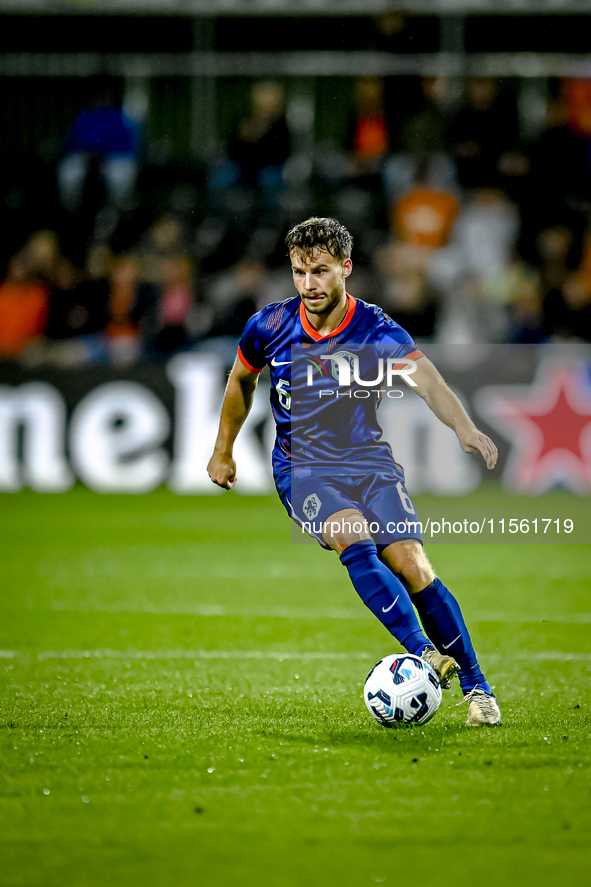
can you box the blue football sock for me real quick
[411,577,491,694]
[340,540,430,656]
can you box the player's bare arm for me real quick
[407,356,498,470]
[207,358,260,489]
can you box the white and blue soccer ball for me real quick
[364,653,442,727]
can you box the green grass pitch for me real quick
[1,487,590,887]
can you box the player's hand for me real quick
[207,451,238,490]
[459,430,498,470]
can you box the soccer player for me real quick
[207,217,501,727]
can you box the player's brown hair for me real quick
[285,217,353,263]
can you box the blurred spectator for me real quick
[130,214,197,358]
[577,220,591,292]
[133,255,196,359]
[160,257,194,328]
[484,256,541,343]
[136,214,187,282]
[133,215,183,316]
[0,252,49,358]
[205,257,268,337]
[541,222,591,340]
[39,253,107,367]
[537,225,574,338]
[377,80,455,330]
[530,95,590,228]
[47,245,112,364]
[26,230,60,285]
[391,157,459,250]
[449,78,522,190]
[57,76,140,212]
[106,254,141,366]
[44,255,81,341]
[311,79,392,252]
[347,78,390,175]
[324,78,391,230]
[75,245,112,339]
[229,81,290,188]
[374,239,438,339]
[383,78,457,205]
[400,78,449,156]
[429,188,520,342]
[562,79,591,138]
[541,268,591,342]
[451,188,519,282]
[559,272,591,340]
[208,81,291,224]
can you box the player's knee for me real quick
[381,541,434,593]
[322,508,372,553]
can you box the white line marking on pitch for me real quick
[2,649,591,662]
[34,649,372,662]
[46,603,365,620]
[41,604,591,623]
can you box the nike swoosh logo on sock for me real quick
[382,596,399,613]
[442,634,462,649]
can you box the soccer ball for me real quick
[364,653,442,727]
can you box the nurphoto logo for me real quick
[306,353,417,388]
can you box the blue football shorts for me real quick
[274,463,423,550]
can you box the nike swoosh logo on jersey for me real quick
[270,357,292,366]
[442,634,462,649]
[382,595,399,613]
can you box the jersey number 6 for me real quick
[396,481,416,515]
[276,378,291,410]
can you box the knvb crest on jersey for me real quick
[302,493,322,520]
[476,358,591,495]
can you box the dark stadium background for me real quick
[2,0,591,497]
[2,0,591,309]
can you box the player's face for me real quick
[290,248,352,315]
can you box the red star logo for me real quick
[476,358,591,494]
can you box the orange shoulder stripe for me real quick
[237,346,264,374]
[390,349,424,370]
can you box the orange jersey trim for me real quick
[237,346,264,374]
[390,349,424,370]
[299,294,357,342]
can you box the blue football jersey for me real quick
[238,294,422,476]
